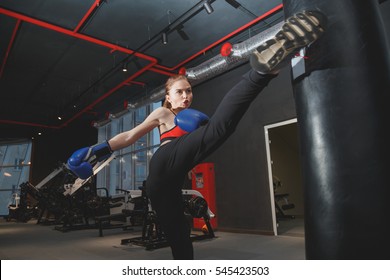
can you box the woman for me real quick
[68,10,326,259]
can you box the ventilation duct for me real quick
[128,20,284,109]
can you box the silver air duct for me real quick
[128,20,283,109]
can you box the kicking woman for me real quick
[68,10,326,259]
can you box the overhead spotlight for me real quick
[162,32,168,45]
[203,1,214,14]
[57,116,62,120]
[122,63,128,72]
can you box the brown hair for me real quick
[163,75,190,108]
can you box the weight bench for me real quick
[274,193,295,220]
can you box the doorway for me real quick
[264,119,304,237]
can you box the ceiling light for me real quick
[203,1,214,14]
[57,116,62,120]
[162,32,168,45]
[122,63,128,72]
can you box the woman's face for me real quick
[166,79,193,110]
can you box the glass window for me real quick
[121,113,133,155]
[109,118,120,140]
[135,107,147,124]
[0,140,32,215]
[96,102,161,195]
[134,150,147,188]
[121,154,133,190]
[97,124,106,143]
[109,157,120,193]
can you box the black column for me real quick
[282,0,390,259]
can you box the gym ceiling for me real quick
[0,0,285,138]
[0,1,389,139]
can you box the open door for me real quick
[264,119,304,237]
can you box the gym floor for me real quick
[0,217,304,260]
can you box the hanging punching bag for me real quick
[282,0,390,259]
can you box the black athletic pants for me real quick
[146,70,277,259]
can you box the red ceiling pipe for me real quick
[154,3,283,72]
[73,0,101,33]
[0,7,156,63]
[0,19,21,78]
[60,59,157,128]
[148,67,177,77]
[124,81,146,86]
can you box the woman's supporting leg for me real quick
[146,146,195,259]
[150,188,193,259]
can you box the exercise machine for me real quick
[120,188,216,250]
[273,176,295,221]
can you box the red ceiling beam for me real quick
[148,66,177,77]
[73,0,101,33]
[0,19,21,78]
[0,7,156,63]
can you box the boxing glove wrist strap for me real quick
[90,141,112,161]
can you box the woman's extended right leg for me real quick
[173,70,278,171]
[164,9,327,171]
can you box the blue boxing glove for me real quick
[174,108,209,132]
[67,141,112,179]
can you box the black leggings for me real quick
[146,70,277,259]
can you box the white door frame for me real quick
[264,118,297,235]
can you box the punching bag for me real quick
[283,0,390,259]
